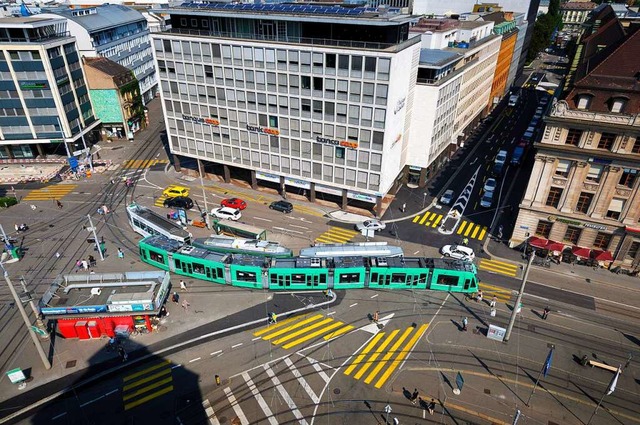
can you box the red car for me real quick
[221,198,247,210]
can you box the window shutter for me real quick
[608,198,624,213]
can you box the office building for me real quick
[560,1,597,31]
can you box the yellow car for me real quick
[163,185,189,198]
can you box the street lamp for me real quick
[198,159,211,229]
[422,192,427,208]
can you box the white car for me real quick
[441,245,475,262]
[440,189,455,206]
[483,178,497,193]
[210,207,241,221]
[355,219,386,232]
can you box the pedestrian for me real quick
[542,306,550,320]
[393,418,399,425]
[180,280,187,291]
[476,289,483,303]
[271,312,277,323]
[401,203,406,213]
[373,310,379,323]
[490,295,497,309]
[88,255,96,267]
[160,305,168,317]
[117,248,124,259]
[428,399,436,415]
[56,200,63,209]
[181,300,190,311]
[75,259,82,271]
[171,291,179,304]
[462,237,469,246]
[411,388,419,405]
[81,259,89,271]
[118,346,127,362]
[516,302,523,314]
[461,316,468,331]
[327,288,333,298]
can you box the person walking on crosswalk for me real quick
[490,296,497,309]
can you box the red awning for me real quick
[592,250,613,261]
[626,226,640,234]
[545,242,565,252]
[528,236,549,249]
[572,246,592,259]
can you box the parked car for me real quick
[210,207,241,221]
[491,161,505,177]
[483,178,497,193]
[441,245,475,262]
[163,185,190,198]
[163,196,194,210]
[221,198,247,210]
[495,150,508,164]
[480,191,495,208]
[440,189,455,206]
[355,219,386,232]
[269,200,293,213]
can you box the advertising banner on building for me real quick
[284,178,310,189]
[315,184,343,196]
[347,190,377,203]
[256,171,280,183]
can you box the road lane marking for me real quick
[364,327,414,384]
[232,343,243,349]
[374,324,429,389]
[281,321,343,349]
[202,399,221,425]
[51,412,67,420]
[123,360,170,382]
[323,324,355,340]
[223,387,249,425]
[253,315,300,336]
[253,217,272,222]
[349,303,358,307]
[272,226,303,235]
[284,357,320,404]
[124,385,173,410]
[242,373,278,425]
[123,377,173,402]
[189,357,201,363]
[344,333,385,376]
[272,318,333,345]
[354,330,400,380]
[211,350,222,356]
[259,315,324,341]
[306,356,331,383]
[264,365,308,425]
[370,294,378,298]
[123,369,171,392]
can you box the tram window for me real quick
[237,271,257,282]
[419,273,427,283]
[464,278,471,290]
[436,274,458,286]
[371,273,378,282]
[174,259,182,270]
[339,273,360,283]
[206,268,211,279]
[270,274,278,284]
[391,273,406,283]
[192,262,205,275]
[319,274,326,284]
[312,275,318,287]
[292,273,305,284]
[215,267,223,279]
[149,251,164,264]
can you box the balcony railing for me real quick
[550,100,640,127]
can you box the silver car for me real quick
[440,189,455,206]
[355,219,386,232]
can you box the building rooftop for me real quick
[43,4,145,32]
[419,48,462,67]
[560,2,597,11]
[0,15,65,28]
[85,56,132,77]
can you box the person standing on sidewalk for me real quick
[542,306,550,320]
[427,399,436,415]
[411,388,419,405]
[461,317,468,331]
[180,280,187,291]
[373,310,379,323]
[401,203,406,213]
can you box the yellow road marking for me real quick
[419,214,429,225]
[364,327,414,384]
[478,227,487,241]
[123,360,170,382]
[374,324,429,389]
[413,215,420,223]
[432,215,443,227]
[123,376,173,401]
[282,321,343,349]
[354,330,399,380]
[324,325,355,340]
[471,225,480,239]
[260,314,324,341]
[457,221,467,235]
[124,385,173,410]
[123,368,171,391]
[479,282,512,293]
[344,333,385,376]
[272,318,334,345]
[463,223,473,237]
[253,315,300,337]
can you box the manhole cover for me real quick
[484,389,491,394]
[333,388,341,395]
[65,360,76,368]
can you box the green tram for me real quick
[139,235,479,293]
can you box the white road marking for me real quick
[232,343,243,349]
[360,313,394,334]
[202,399,220,425]
[252,337,262,341]
[189,357,201,363]
[253,216,272,222]
[264,365,308,425]
[210,350,222,356]
[284,357,319,403]
[306,357,331,383]
[223,387,249,425]
[272,226,304,235]
[290,224,309,230]
[326,311,336,316]
[51,412,67,420]
[171,364,182,369]
[413,251,420,255]
[242,372,278,425]
[370,294,378,299]
[349,303,358,308]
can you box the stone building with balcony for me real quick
[510,22,640,270]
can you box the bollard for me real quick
[215,375,221,386]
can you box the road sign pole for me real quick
[87,215,104,261]
[504,252,534,342]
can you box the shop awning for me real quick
[528,236,549,249]
[572,246,592,259]
[545,241,565,252]
[592,250,613,262]
[626,226,640,234]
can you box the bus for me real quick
[126,203,192,244]
[212,219,267,240]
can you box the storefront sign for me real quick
[50,139,65,144]
[394,97,406,115]
[487,324,506,341]
[315,184,343,196]
[246,124,280,136]
[347,191,377,203]
[6,368,26,384]
[41,305,107,315]
[284,178,310,189]
[182,115,220,126]
[108,303,153,312]
[548,215,607,231]
[409,166,422,171]
[256,171,280,183]
[316,136,358,149]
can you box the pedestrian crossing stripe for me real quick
[154,195,168,207]
[123,159,169,169]
[315,227,358,244]
[22,184,77,201]
[456,221,487,241]
[253,314,354,350]
[412,211,443,228]
[478,282,513,303]
[122,360,173,411]
[344,324,429,389]
[478,259,519,277]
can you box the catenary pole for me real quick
[504,252,535,342]
[87,214,104,261]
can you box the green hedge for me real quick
[0,197,18,208]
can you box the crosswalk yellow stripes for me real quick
[479,282,513,303]
[123,159,169,169]
[22,184,77,201]
[253,314,354,350]
[478,259,519,277]
[412,211,443,228]
[122,360,173,411]
[315,227,358,244]
[457,221,487,241]
[345,324,429,389]
[154,195,168,207]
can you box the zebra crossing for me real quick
[122,159,169,169]
[456,220,488,241]
[22,184,77,201]
[479,282,514,303]
[314,227,358,244]
[122,360,173,411]
[478,258,519,277]
[412,211,443,228]
[253,313,355,350]
[153,195,168,207]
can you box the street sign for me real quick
[6,368,25,384]
[31,326,47,336]
[488,324,506,341]
[384,405,392,414]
